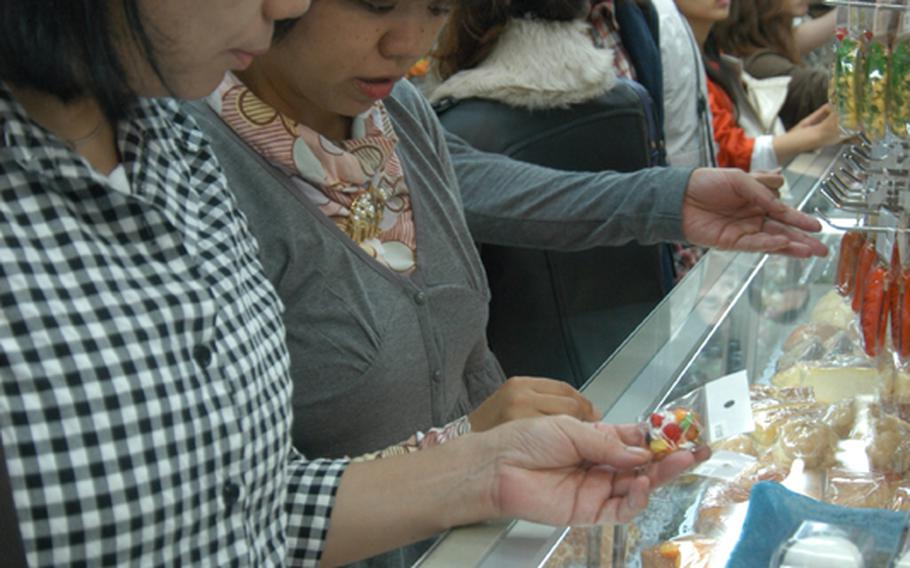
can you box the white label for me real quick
[703,370,754,443]
[690,450,757,481]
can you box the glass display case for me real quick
[414,145,879,568]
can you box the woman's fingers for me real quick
[514,377,602,420]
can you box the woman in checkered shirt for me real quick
[0,1,714,566]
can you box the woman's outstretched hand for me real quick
[682,167,828,258]
[490,416,710,525]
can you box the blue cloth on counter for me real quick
[726,481,908,568]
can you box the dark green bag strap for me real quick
[0,436,28,567]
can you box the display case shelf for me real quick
[415,145,844,568]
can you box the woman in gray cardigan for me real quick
[188,0,828,462]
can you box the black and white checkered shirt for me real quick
[0,84,348,566]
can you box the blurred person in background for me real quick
[715,0,835,129]
[676,0,841,173]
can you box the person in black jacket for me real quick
[428,0,674,387]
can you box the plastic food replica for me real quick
[833,33,863,133]
[862,38,889,141]
[890,37,910,138]
[646,408,704,460]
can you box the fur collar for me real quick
[428,18,617,110]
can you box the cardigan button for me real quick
[414,292,427,305]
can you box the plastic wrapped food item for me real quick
[810,290,855,329]
[864,414,910,473]
[750,385,817,411]
[782,323,841,353]
[776,336,827,373]
[640,536,717,568]
[646,407,704,460]
[771,363,890,404]
[770,418,839,469]
[695,460,789,536]
[862,38,889,141]
[837,232,867,297]
[860,263,890,357]
[822,399,858,439]
[853,241,878,314]
[711,433,758,456]
[751,401,825,448]
[901,269,910,361]
[825,470,894,509]
[890,36,910,138]
[833,33,864,134]
[773,528,865,568]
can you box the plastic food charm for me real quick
[890,38,910,139]
[862,39,889,141]
[852,241,878,313]
[832,31,863,133]
[646,407,704,460]
[860,264,889,357]
[836,231,865,297]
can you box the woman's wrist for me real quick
[436,429,504,529]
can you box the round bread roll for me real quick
[822,399,856,439]
[771,419,837,469]
[809,290,854,329]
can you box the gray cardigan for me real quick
[189,82,505,461]
[189,80,693,456]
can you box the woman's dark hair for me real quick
[433,0,591,80]
[703,30,742,118]
[0,1,161,120]
[714,0,800,65]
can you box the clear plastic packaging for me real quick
[889,13,910,138]
[863,30,890,142]
[640,373,753,461]
[643,405,705,461]
[771,521,870,568]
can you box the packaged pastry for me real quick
[810,289,855,329]
[769,418,839,469]
[751,401,825,448]
[782,323,841,353]
[771,362,890,404]
[822,398,858,439]
[825,470,895,510]
[864,414,910,473]
[640,536,717,568]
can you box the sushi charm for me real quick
[646,408,704,460]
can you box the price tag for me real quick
[704,370,753,443]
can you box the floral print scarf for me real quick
[208,73,417,274]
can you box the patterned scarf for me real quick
[209,73,417,274]
[588,0,637,79]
